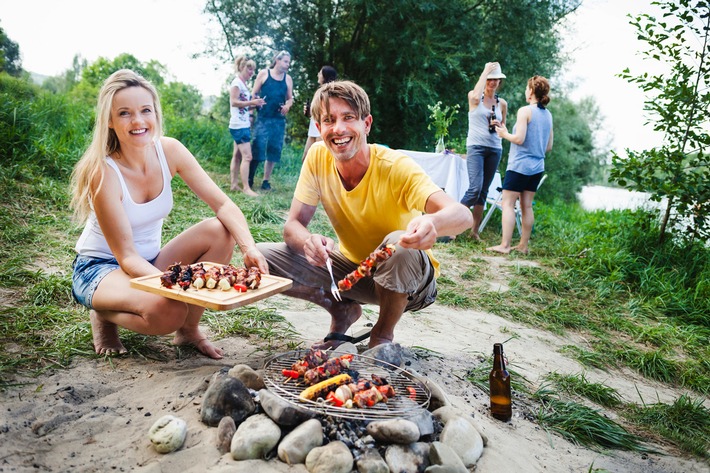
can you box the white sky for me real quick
[1,0,665,154]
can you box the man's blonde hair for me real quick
[310,80,371,125]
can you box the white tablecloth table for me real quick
[398,150,468,202]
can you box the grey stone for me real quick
[277,418,323,464]
[366,418,420,444]
[385,442,430,473]
[426,441,467,473]
[148,415,187,454]
[201,370,256,427]
[228,364,266,390]
[404,408,435,437]
[305,440,353,473]
[230,413,282,460]
[431,406,488,446]
[259,388,316,427]
[362,343,403,368]
[356,447,390,473]
[439,416,483,467]
[215,416,236,454]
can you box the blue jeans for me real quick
[249,116,286,186]
[251,117,286,163]
[460,145,502,207]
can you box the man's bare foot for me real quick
[470,231,481,242]
[90,310,127,356]
[173,329,223,359]
[511,245,529,255]
[311,300,363,350]
[368,335,394,349]
[486,244,511,254]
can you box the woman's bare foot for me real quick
[173,329,223,359]
[511,245,529,255]
[243,188,259,197]
[90,310,127,356]
[486,244,511,254]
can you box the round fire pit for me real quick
[262,349,430,421]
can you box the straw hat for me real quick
[487,64,506,79]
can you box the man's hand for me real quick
[303,234,335,266]
[398,215,438,250]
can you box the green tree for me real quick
[610,0,710,242]
[0,23,22,76]
[203,0,581,150]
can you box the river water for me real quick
[576,185,664,211]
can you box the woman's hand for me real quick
[243,247,269,274]
[495,124,508,138]
[251,97,266,107]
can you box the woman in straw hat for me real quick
[460,62,508,240]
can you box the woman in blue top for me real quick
[487,75,553,255]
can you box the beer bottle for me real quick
[489,343,512,421]
[488,105,497,133]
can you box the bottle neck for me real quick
[493,344,506,370]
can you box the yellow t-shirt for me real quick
[296,143,442,274]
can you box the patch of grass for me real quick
[202,305,299,348]
[435,289,474,308]
[625,394,710,458]
[544,372,623,408]
[533,387,654,452]
[559,345,611,371]
[466,358,532,395]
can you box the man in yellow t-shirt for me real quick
[257,81,472,349]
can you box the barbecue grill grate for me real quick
[262,349,430,420]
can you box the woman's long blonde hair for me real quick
[70,69,163,223]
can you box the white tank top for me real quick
[75,140,173,260]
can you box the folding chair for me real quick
[479,173,547,235]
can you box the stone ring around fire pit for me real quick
[195,346,487,472]
[262,349,431,421]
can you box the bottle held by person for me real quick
[488,105,497,133]
[489,343,512,421]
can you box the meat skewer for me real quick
[159,263,262,292]
[337,244,396,292]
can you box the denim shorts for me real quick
[229,127,251,145]
[71,255,120,309]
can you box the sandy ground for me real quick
[0,256,707,473]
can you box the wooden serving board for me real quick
[129,262,292,311]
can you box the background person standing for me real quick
[228,55,265,196]
[488,75,554,255]
[460,62,508,241]
[249,50,294,191]
[302,65,338,162]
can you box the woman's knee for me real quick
[144,299,188,335]
[204,217,235,246]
